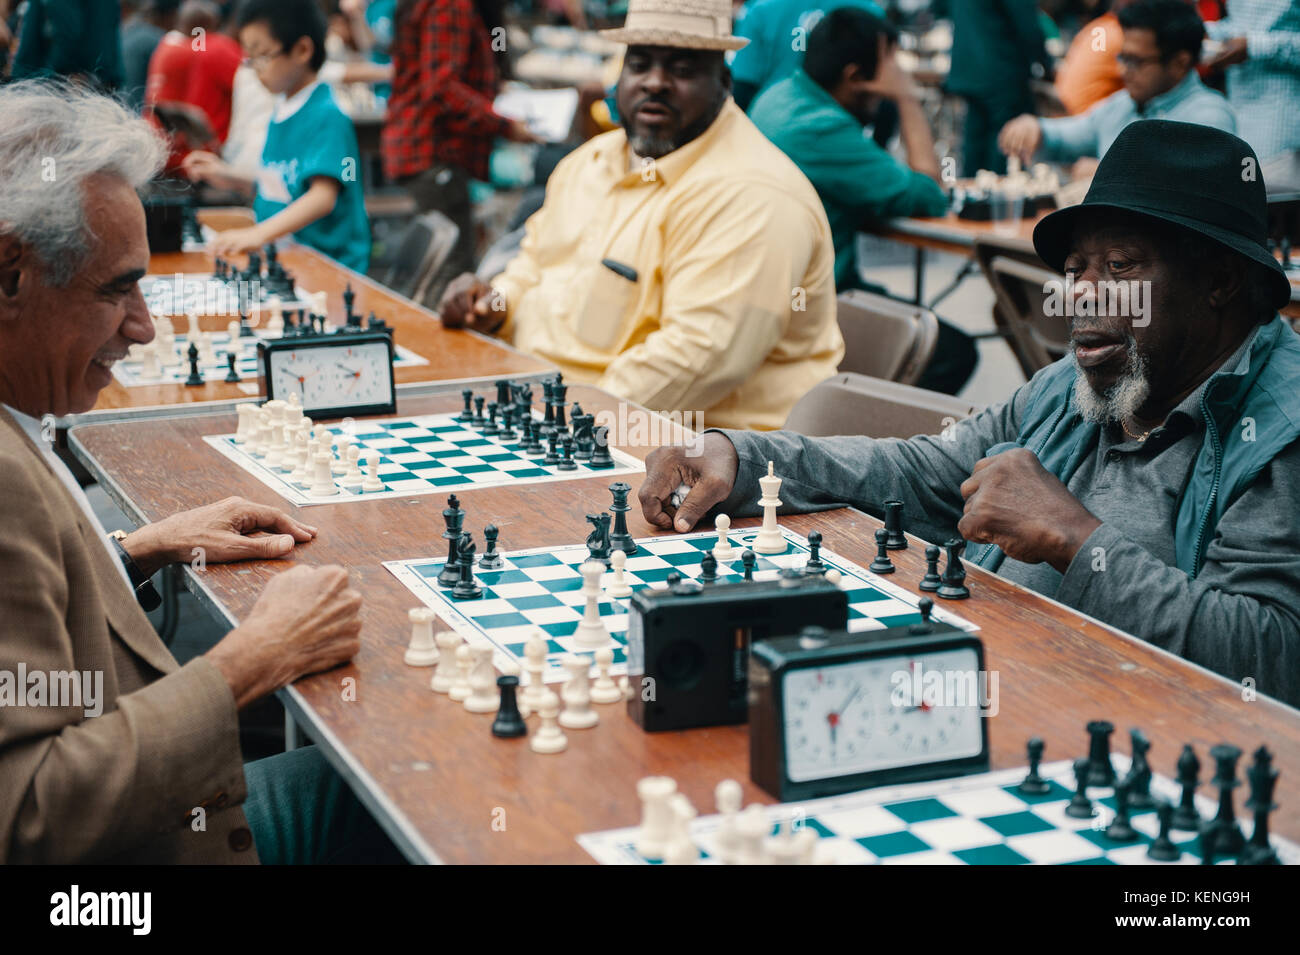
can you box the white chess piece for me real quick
[309,450,338,496]
[361,455,384,492]
[233,403,254,444]
[199,331,217,366]
[589,647,621,704]
[341,445,364,488]
[521,629,549,711]
[140,344,162,379]
[332,434,351,475]
[753,461,785,554]
[289,428,312,484]
[249,408,271,456]
[713,779,743,864]
[764,815,803,865]
[793,827,818,865]
[529,696,567,754]
[825,568,843,586]
[619,676,633,700]
[186,310,201,340]
[448,644,473,702]
[463,645,499,713]
[264,405,285,468]
[635,776,678,859]
[736,805,771,865]
[429,631,462,693]
[403,607,439,666]
[663,794,699,865]
[558,655,598,729]
[226,319,241,343]
[605,549,633,598]
[267,302,284,336]
[572,560,611,649]
[713,513,737,561]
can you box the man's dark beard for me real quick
[625,87,728,159]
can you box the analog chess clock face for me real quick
[259,332,396,418]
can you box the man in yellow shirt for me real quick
[437,0,844,431]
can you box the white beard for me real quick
[1070,337,1151,426]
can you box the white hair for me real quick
[0,79,167,286]
[1070,336,1152,426]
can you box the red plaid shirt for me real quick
[383,0,510,182]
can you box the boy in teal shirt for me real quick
[183,0,371,272]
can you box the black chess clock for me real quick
[258,331,397,418]
[749,611,989,801]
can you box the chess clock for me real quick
[749,614,989,802]
[258,331,397,418]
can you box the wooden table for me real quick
[69,229,552,426]
[69,386,1300,863]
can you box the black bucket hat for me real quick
[1034,119,1293,311]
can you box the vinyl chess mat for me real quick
[140,272,313,315]
[113,330,428,388]
[578,757,1300,865]
[204,411,644,507]
[385,526,977,685]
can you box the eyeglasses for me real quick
[1117,52,1164,69]
[242,49,286,69]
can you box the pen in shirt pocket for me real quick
[601,258,638,283]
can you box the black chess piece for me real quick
[573,414,595,460]
[1018,738,1051,796]
[238,308,254,337]
[1065,757,1095,819]
[482,402,499,437]
[1171,744,1201,831]
[608,482,638,555]
[552,376,568,433]
[1208,743,1245,855]
[223,351,240,383]
[495,379,512,408]
[479,524,504,570]
[451,533,483,600]
[498,406,517,443]
[883,500,907,549]
[569,401,583,434]
[919,545,942,592]
[542,432,561,466]
[343,283,357,326]
[869,528,894,574]
[1127,728,1154,810]
[525,419,545,455]
[914,597,934,632]
[1199,823,1220,866]
[540,379,556,436]
[437,495,465,588]
[457,389,474,422]
[367,312,387,333]
[1085,720,1116,787]
[1147,800,1181,862]
[741,549,756,581]
[213,256,225,280]
[557,434,578,471]
[589,425,614,468]
[585,513,612,564]
[491,676,527,738]
[804,530,827,575]
[1106,778,1138,842]
[1243,745,1280,865]
[936,538,969,599]
[184,342,204,386]
[472,395,486,426]
[699,551,719,583]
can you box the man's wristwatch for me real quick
[108,530,163,611]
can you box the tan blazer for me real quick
[0,412,257,863]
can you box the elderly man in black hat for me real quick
[639,119,1300,707]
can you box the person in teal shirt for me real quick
[751,7,976,394]
[730,0,884,109]
[182,0,371,273]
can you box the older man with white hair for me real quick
[0,80,395,864]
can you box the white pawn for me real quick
[140,344,162,379]
[793,827,818,865]
[635,776,678,859]
[309,450,338,496]
[529,696,567,754]
[361,455,384,492]
[572,560,611,649]
[233,403,254,444]
[736,805,772,865]
[713,513,737,561]
[521,629,549,712]
[558,655,598,729]
[429,631,462,693]
[448,644,472,702]
[753,461,785,554]
[199,331,217,366]
[341,445,364,488]
[289,428,312,484]
[186,310,201,341]
[463,645,499,713]
[765,815,803,865]
[332,434,351,475]
[590,646,621,704]
[401,607,438,666]
[713,779,743,864]
[663,794,699,865]
[226,319,241,343]
[605,549,633,598]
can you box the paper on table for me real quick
[493,87,581,143]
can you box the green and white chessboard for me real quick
[205,411,644,506]
[578,756,1300,865]
[113,329,428,388]
[385,526,977,685]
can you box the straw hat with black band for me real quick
[602,0,750,51]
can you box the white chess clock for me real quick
[748,612,989,801]
[258,331,397,418]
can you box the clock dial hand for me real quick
[336,362,361,377]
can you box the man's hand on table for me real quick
[437,272,507,334]
[120,496,317,577]
[998,114,1042,166]
[640,432,739,532]
[206,565,363,709]
[958,448,1101,574]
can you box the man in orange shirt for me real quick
[1054,4,1128,115]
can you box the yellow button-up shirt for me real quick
[490,100,844,431]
